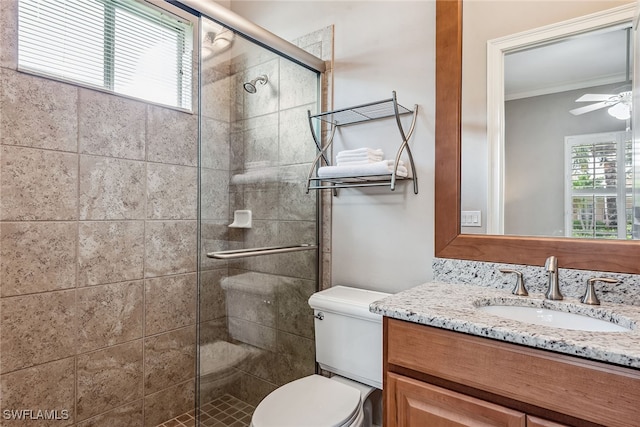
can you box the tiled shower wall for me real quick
[0,2,198,425]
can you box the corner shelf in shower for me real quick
[306,91,418,194]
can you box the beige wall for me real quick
[0,2,197,425]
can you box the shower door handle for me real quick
[207,244,317,259]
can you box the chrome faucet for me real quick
[544,256,563,300]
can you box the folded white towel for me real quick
[336,148,384,157]
[336,152,384,161]
[318,161,408,178]
[337,159,405,166]
[336,156,384,165]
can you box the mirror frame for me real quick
[435,0,640,274]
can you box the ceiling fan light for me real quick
[608,102,630,120]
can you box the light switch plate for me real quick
[461,210,482,227]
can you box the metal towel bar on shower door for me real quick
[207,244,317,259]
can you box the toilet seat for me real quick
[251,374,362,427]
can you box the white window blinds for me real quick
[18,0,193,110]
[565,131,632,239]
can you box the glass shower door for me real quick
[197,16,321,426]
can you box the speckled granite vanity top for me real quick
[370,282,640,369]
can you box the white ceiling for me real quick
[504,26,631,100]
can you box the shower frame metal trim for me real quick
[175,0,326,73]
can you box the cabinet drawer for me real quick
[387,372,526,427]
[526,416,569,427]
[386,318,640,427]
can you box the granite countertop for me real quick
[370,282,640,369]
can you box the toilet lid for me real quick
[252,375,361,427]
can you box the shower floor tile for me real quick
[156,394,255,427]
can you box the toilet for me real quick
[250,285,389,427]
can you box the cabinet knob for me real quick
[581,277,618,305]
[499,269,528,296]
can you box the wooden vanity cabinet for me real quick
[526,416,569,427]
[383,318,640,427]
[388,372,527,426]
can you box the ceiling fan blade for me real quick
[569,101,613,116]
[574,94,617,102]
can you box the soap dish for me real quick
[229,210,252,228]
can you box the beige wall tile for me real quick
[0,0,17,69]
[276,277,315,340]
[199,220,233,272]
[0,222,77,297]
[146,163,197,220]
[242,60,279,118]
[279,58,319,111]
[243,186,279,221]
[75,401,143,427]
[279,104,317,165]
[236,372,277,407]
[143,326,196,395]
[201,118,230,170]
[198,318,229,346]
[241,113,278,166]
[0,290,76,373]
[0,358,75,426]
[227,288,276,328]
[0,146,78,221]
[145,274,196,335]
[201,73,232,122]
[275,221,317,280]
[143,379,195,427]
[200,169,230,221]
[228,317,276,352]
[0,69,77,151]
[275,331,315,386]
[229,128,244,171]
[237,346,278,385]
[76,340,143,421]
[199,269,227,323]
[144,221,197,277]
[79,156,145,220]
[77,281,144,353]
[78,89,146,160]
[278,165,317,221]
[146,106,197,166]
[78,221,144,287]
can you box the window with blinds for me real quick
[18,0,194,110]
[565,131,632,239]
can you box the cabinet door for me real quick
[526,416,570,427]
[387,373,526,427]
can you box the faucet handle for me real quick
[499,269,528,296]
[581,277,618,305]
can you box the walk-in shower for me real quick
[181,1,325,426]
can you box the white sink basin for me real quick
[478,305,631,332]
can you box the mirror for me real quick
[435,0,640,274]
[462,1,635,239]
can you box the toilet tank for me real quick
[308,286,390,389]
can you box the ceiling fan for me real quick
[569,27,632,120]
[569,90,631,120]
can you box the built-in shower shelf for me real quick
[306,91,419,195]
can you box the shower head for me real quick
[243,75,268,94]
